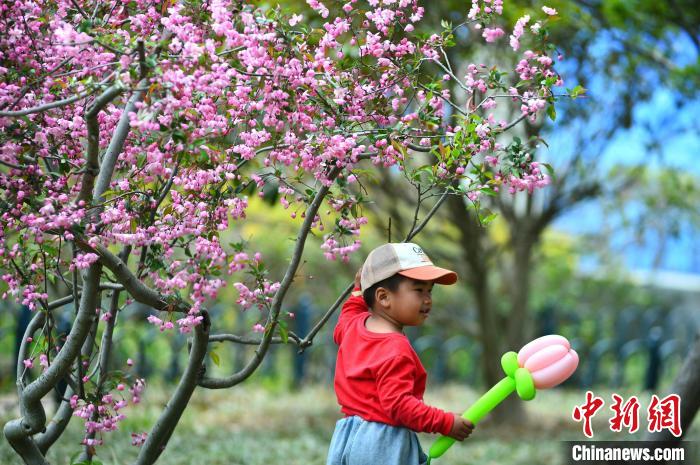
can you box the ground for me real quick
[1,384,697,465]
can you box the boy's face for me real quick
[380,278,434,326]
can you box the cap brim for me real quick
[398,266,458,285]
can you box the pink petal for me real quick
[531,350,579,389]
[524,344,568,372]
[517,334,570,366]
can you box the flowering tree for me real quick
[0,0,566,463]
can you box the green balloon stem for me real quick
[428,376,516,460]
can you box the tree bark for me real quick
[447,193,529,424]
[4,264,102,465]
[645,332,700,442]
[506,223,536,351]
[446,195,524,421]
[133,311,211,465]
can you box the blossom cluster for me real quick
[1,0,561,320]
[70,378,145,447]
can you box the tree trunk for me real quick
[645,332,700,442]
[506,226,536,351]
[447,195,526,424]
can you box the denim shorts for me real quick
[326,416,428,465]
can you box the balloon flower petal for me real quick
[530,350,578,389]
[517,334,578,389]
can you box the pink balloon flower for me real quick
[517,335,579,389]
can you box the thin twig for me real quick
[0,73,116,117]
[297,190,451,352]
[499,113,528,133]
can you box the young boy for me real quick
[326,243,474,465]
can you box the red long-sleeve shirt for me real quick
[332,294,454,435]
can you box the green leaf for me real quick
[209,350,220,367]
[172,130,186,143]
[480,212,498,225]
[540,162,556,182]
[279,322,289,344]
[546,105,557,121]
[76,19,93,33]
[570,85,587,99]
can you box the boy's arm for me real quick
[333,269,367,344]
[375,355,454,435]
[333,292,368,344]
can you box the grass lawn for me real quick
[1,383,697,465]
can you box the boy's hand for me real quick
[354,269,362,289]
[448,414,474,441]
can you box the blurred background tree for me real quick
[359,0,700,425]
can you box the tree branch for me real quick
[94,78,148,203]
[16,312,46,388]
[0,74,116,117]
[133,311,210,465]
[96,250,130,387]
[296,190,451,353]
[499,113,528,133]
[295,284,354,353]
[77,84,125,204]
[4,264,102,465]
[208,332,302,346]
[198,167,342,388]
[35,386,74,454]
[406,190,450,241]
[407,142,433,152]
[79,248,128,462]
[74,239,171,312]
[47,284,122,310]
[645,333,700,442]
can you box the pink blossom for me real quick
[542,6,558,16]
[482,27,505,43]
[289,14,303,26]
[252,323,265,333]
[131,432,148,446]
[510,14,530,51]
[307,0,329,18]
[70,253,100,271]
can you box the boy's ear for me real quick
[375,287,390,307]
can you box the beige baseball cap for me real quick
[360,243,458,291]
